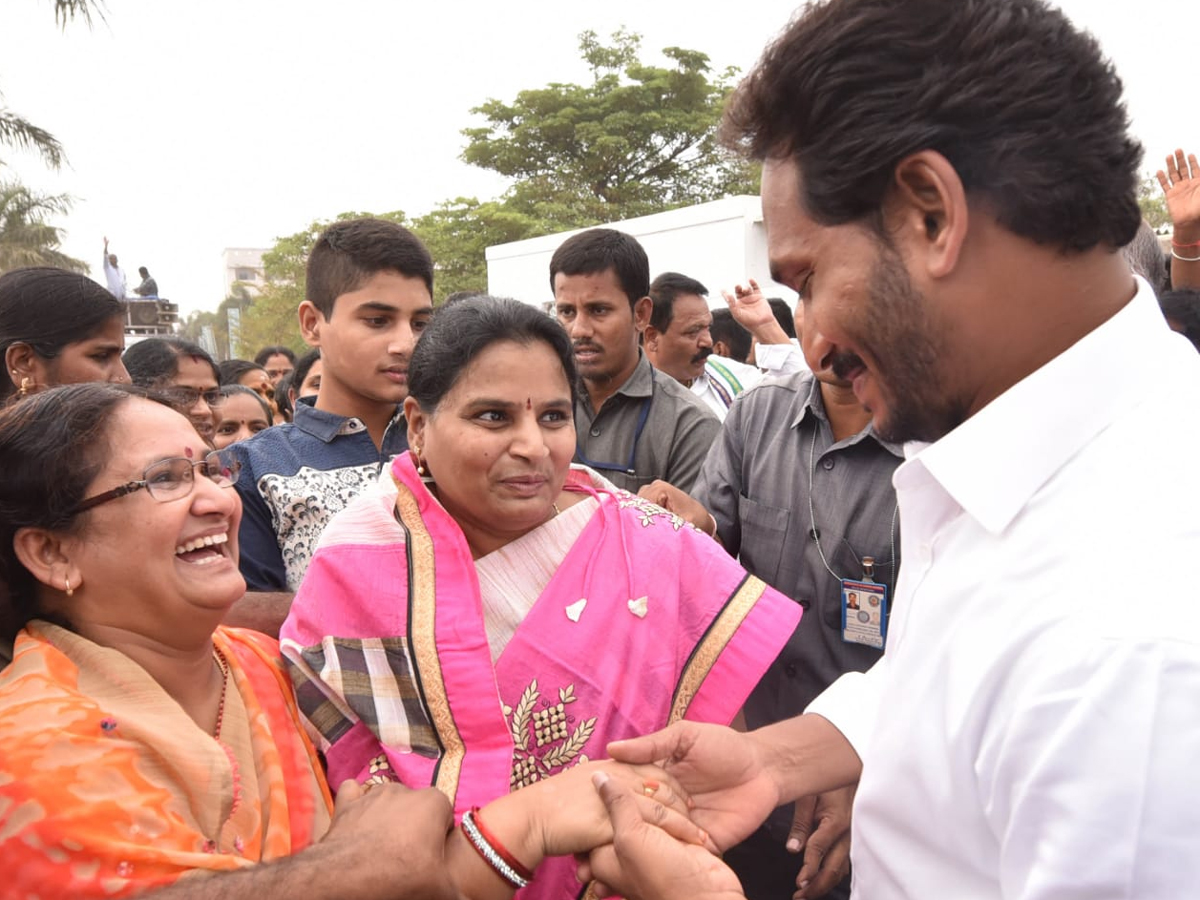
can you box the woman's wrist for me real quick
[474,792,544,881]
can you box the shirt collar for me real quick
[292,397,402,444]
[581,350,654,403]
[900,277,1172,534]
[791,372,904,457]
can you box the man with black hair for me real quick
[709,309,752,364]
[645,272,762,420]
[552,229,719,492]
[229,218,432,634]
[591,1,1200,897]
[132,266,158,298]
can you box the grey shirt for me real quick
[574,351,720,493]
[695,370,903,885]
[694,370,904,721]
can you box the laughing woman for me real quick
[281,296,801,900]
[0,384,705,900]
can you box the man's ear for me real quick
[298,301,324,347]
[712,339,730,359]
[887,150,968,279]
[633,296,652,334]
[13,526,78,595]
[643,324,662,353]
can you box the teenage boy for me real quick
[227,217,433,635]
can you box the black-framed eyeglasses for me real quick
[72,450,242,514]
[159,386,225,408]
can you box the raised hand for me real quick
[1157,149,1200,233]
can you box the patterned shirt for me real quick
[232,398,409,592]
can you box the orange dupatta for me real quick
[0,622,332,899]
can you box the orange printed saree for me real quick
[0,622,332,899]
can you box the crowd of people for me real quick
[2,0,1199,898]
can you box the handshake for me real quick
[324,719,856,900]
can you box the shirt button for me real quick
[589,427,601,437]
[822,458,835,470]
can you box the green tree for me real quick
[407,198,551,300]
[1138,174,1170,230]
[0,180,88,273]
[462,28,759,225]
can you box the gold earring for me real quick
[64,576,73,597]
[18,376,33,397]
[414,446,426,476]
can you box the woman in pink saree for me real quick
[281,296,800,900]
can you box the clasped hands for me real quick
[321,721,852,900]
[578,723,853,900]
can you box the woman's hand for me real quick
[479,758,711,873]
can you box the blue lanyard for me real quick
[575,368,656,476]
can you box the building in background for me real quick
[222,248,268,299]
[486,196,796,311]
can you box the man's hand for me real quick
[583,771,745,900]
[637,480,715,535]
[323,780,458,900]
[787,786,854,899]
[606,722,780,851]
[1157,149,1200,234]
[721,278,789,345]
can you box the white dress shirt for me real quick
[808,277,1200,899]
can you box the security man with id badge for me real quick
[642,302,903,900]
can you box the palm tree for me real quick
[0,2,106,169]
[52,0,106,29]
[0,181,88,273]
[0,104,64,170]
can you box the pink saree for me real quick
[281,456,800,900]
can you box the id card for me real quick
[841,579,888,649]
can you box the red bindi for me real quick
[184,447,194,459]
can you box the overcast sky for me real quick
[2,0,1194,318]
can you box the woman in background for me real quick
[213,384,273,449]
[124,337,224,444]
[1,266,130,402]
[220,359,283,424]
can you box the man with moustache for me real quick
[589,0,1200,898]
[644,272,763,420]
[552,230,719,493]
